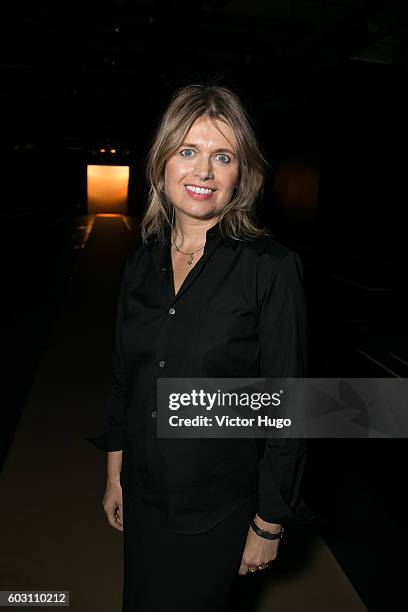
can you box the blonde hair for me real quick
[141,82,272,245]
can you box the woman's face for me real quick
[164,115,239,221]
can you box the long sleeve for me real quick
[84,256,131,452]
[256,249,319,525]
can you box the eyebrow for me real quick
[180,142,236,156]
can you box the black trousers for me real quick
[121,492,259,612]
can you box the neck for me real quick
[171,217,219,251]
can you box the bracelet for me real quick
[250,520,284,541]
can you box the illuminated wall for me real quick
[87,165,130,214]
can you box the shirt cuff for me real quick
[255,498,320,526]
[257,470,320,526]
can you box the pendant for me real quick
[187,254,194,265]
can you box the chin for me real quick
[188,209,217,220]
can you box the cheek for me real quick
[178,160,193,176]
[167,160,191,184]
[217,165,239,186]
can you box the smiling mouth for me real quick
[184,185,216,200]
[184,184,217,195]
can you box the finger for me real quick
[110,512,124,532]
[238,561,248,576]
[110,520,123,532]
[104,504,123,531]
[115,505,123,526]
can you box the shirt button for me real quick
[160,266,166,272]
[158,360,166,368]
[151,410,158,418]
[168,307,176,315]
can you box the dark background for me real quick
[2,2,407,611]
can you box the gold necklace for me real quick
[172,234,205,265]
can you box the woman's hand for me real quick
[103,480,124,532]
[238,515,282,575]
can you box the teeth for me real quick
[186,185,213,195]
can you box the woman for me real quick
[86,83,317,612]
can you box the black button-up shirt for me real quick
[86,220,318,533]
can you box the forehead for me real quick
[185,116,237,150]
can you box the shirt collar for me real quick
[205,221,235,244]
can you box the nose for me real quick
[194,155,214,180]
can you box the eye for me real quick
[215,153,231,164]
[179,149,232,164]
[179,148,195,158]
